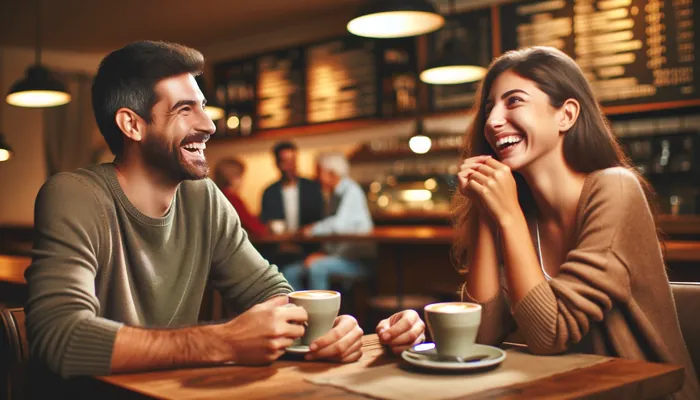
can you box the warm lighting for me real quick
[6,0,71,108]
[420,65,486,85]
[205,105,225,121]
[0,134,13,162]
[409,135,432,154]
[227,115,240,130]
[6,66,71,108]
[347,0,444,39]
[370,181,382,193]
[377,195,390,208]
[424,178,437,191]
[401,189,432,202]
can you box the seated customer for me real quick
[214,158,268,237]
[454,46,699,398]
[283,152,376,291]
[24,41,422,386]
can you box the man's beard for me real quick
[142,130,209,182]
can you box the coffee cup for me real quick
[424,302,482,359]
[269,220,287,235]
[288,290,341,345]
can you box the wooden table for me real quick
[0,255,31,285]
[91,334,683,399]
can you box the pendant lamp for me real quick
[0,134,13,162]
[420,0,486,85]
[5,0,71,108]
[195,75,225,121]
[347,0,445,39]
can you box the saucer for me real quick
[286,345,311,354]
[401,342,506,371]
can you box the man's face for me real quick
[277,148,298,180]
[141,73,216,181]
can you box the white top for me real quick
[282,183,300,233]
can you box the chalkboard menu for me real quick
[500,0,700,109]
[256,48,305,130]
[215,60,256,137]
[306,37,378,124]
[428,8,493,112]
[377,37,420,118]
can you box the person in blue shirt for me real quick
[283,152,376,291]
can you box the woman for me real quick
[214,158,268,237]
[454,46,699,399]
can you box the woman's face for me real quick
[224,165,243,193]
[483,69,564,171]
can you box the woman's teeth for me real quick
[496,136,523,150]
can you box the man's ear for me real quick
[114,108,146,142]
[558,98,580,133]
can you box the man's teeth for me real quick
[183,142,206,151]
[496,136,523,149]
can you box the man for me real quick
[25,41,423,381]
[283,152,376,291]
[260,141,325,265]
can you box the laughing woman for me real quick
[454,46,699,399]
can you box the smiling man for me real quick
[24,41,426,383]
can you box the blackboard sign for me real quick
[256,48,306,130]
[376,37,420,118]
[306,36,378,124]
[428,8,493,112]
[500,0,700,109]
[215,60,256,137]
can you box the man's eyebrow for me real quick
[169,99,201,112]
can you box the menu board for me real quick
[215,60,256,136]
[429,8,493,111]
[376,37,419,117]
[256,48,305,130]
[500,0,700,109]
[306,37,378,124]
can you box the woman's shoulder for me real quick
[580,167,649,214]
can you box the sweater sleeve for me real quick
[512,169,644,354]
[25,173,123,378]
[209,182,292,313]
[463,286,517,346]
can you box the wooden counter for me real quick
[251,226,700,263]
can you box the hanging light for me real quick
[347,0,445,39]
[0,134,13,162]
[195,75,224,121]
[420,0,487,85]
[5,0,71,108]
[409,118,432,154]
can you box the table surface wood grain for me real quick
[93,334,684,400]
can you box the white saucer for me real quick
[286,345,311,354]
[401,342,506,371]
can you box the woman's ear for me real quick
[115,108,145,142]
[558,98,580,133]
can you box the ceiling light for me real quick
[0,134,13,162]
[347,0,445,39]
[5,0,71,108]
[420,0,487,85]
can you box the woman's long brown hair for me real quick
[451,46,659,270]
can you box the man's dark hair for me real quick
[272,141,297,164]
[92,41,205,157]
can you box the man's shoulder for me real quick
[39,165,112,202]
[262,180,283,195]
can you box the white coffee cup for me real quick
[424,302,482,358]
[288,290,341,345]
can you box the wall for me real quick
[0,47,104,226]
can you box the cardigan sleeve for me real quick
[512,168,649,354]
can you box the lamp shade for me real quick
[0,133,13,162]
[347,0,445,38]
[420,37,487,85]
[6,65,71,108]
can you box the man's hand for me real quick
[219,296,307,365]
[376,310,425,355]
[304,252,327,269]
[306,315,363,363]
